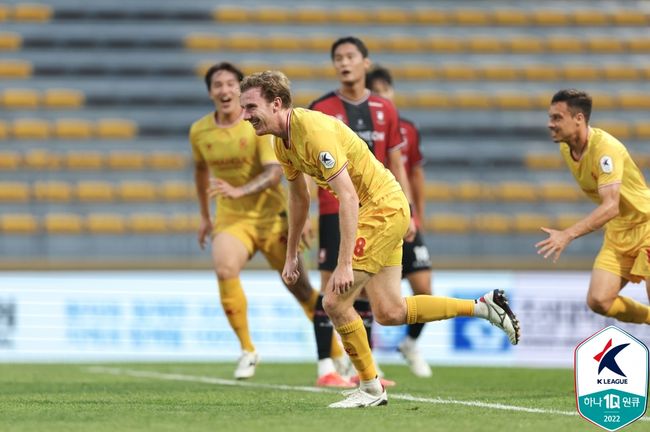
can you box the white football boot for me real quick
[479,289,520,345]
[328,387,388,408]
[398,337,432,378]
[234,351,259,379]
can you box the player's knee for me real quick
[586,295,612,315]
[285,278,312,302]
[373,304,406,326]
[215,263,240,281]
[322,295,343,319]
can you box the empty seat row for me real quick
[213,7,650,27]
[185,33,650,54]
[526,152,650,170]
[0,180,196,203]
[0,118,137,140]
[0,88,84,109]
[424,181,587,203]
[423,212,584,234]
[0,150,188,171]
[0,212,200,234]
[0,3,52,22]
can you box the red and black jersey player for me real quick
[308,36,416,388]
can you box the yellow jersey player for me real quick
[190,62,320,380]
[537,89,650,325]
[240,70,520,408]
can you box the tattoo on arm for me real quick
[240,165,281,196]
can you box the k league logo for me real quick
[575,326,648,431]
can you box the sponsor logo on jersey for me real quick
[319,152,335,169]
[600,156,613,174]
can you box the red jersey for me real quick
[309,90,404,215]
[399,117,423,176]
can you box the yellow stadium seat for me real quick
[184,33,220,51]
[572,10,609,26]
[0,88,40,109]
[467,37,504,53]
[596,122,631,140]
[496,182,537,202]
[107,152,145,170]
[611,10,648,26]
[225,33,262,51]
[494,93,532,110]
[633,123,650,139]
[212,7,249,23]
[0,59,32,78]
[491,9,529,26]
[43,88,85,108]
[587,92,616,110]
[532,10,570,26]
[149,152,187,170]
[118,181,157,201]
[587,37,624,53]
[12,3,52,21]
[602,65,640,81]
[334,8,366,24]
[44,213,83,234]
[618,93,650,109]
[76,181,115,202]
[23,149,60,169]
[0,120,8,139]
[455,181,492,201]
[473,213,512,234]
[293,91,322,107]
[0,213,37,234]
[33,181,72,202]
[303,35,333,52]
[168,213,200,233]
[453,9,490,25]
[255,8,291,23]
[279,63,317,79]
[128,213,168,233]
[563,65,601,81]
[627,38,650,52]
[294,8,329,24]
[396,64,437,80]
[0,4,9,21]
[265,34,303,51]
[388,36,425,53]
[555,213,584,230]
[481,66,519,81]
[423,181,453,201]
[454,92,491,109]
[523,65,559,81]
[160,181,194,201]
[0,181,29,202]
[86,213,126,234]
[424,214,471,233]
[64,151,104,170]
[95,119,137,139]
[513,213,553,233]
[413,9,449,25]
[373,8,409,24]
[426,37,465,53]
[524,153,564,170]
[539,182,583,202]
[0,32,22,50]
[508,37,544,53]
[358,36,382,52]
[0,151,20,169]
[442,65,478,80]
[12,118,50,139]
[547,36,584,53]
[54,119,93,139]
[414,92,451,109]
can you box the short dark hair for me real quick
[366,66,393,90]
[551,89,592,123]
[330,36,368,60]
[204,62,244,90]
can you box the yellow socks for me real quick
[218,278,254,352]
[605,296,650,324]
[336,317,376,381]
[330,332,344,359]
[406,295,475,325]
[299,289,320,320]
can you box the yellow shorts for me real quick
[352,191,410,274]
[594,221,650,283]
[215,214,288,271]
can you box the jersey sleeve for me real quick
[272,137,300,181]
[594,140,624,188]
[256,134,281,165]
[189,123,204,163]
[385,100,406,152]
[306,125,349,182]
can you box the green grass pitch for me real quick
[1,362,648,432]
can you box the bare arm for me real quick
[536,183,620,262]
[281,173,311,286]
[409,164,426,225]
[194,160,212,249]
[388,149,416,241]
[209,164,283,199]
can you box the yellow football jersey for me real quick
[189,112,287,221]
[560,127,650,229]
[273,108,402,206]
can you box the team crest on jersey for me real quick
[600,156,613,174]
[376,110,384,124]
[319,151,336,169]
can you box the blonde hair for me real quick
[241,70,292,108]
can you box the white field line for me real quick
[85,366,649,422]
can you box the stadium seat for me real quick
[149,152,187,170]
[523,65,559,81]
[128,213,168,233]
[212,7,249,23]
[334,8,366,24]
[265,34,303,51]
[293,91,322,107]
[555,213,584,230]
[294,8,329,24]
[424,213,471,233]
[494,93,531,109]
[467,36,504,53]
[107,151,145,170]
[0,151,21,170]
[303,35,333,52]
[0,181,30,202]
[523,153,564,170]
[44,213,83,234]
[617,93,650,109]
[184,34,221,50]
[532,10,570,26]
[589,93,616,110]
[0,88,37,109]
[563,65,601,81]
[0,59,32,78]
[118,181,157,201]
[76,181,115,202]
[11,3,52,21]
[491,9,529,26]
[43,88,85,108]
[473,213,511,234]
[23,149,60,169]
[279,63,317,80]
[586,37,624,53]
[633,123,650,139]
[167,213,200,233]
[413,9,449,25]
[86,213,126,234]
[496,182,537,202]
[95,119,137,139]
[627,38,650,52]
[54,119,94,139]
[512,213,552,234]
[602,65,640,81]
[455,181,491,201]
[0,4,9,21]
[547,36,584,53]
[255,8,291,23]
[33,181,73,202]
[64,151,104,170]
[159,181,194,201]
[453,9,490,25]
[414,92,450,109]
[539,182,583,202]
[572,10,609,26]
[454,92,491,109]
[388,36,425,53]
[226,33,263,51]
[611,10,648,26]
[12,118,50,139]
[396,64,437,80]
[373,8,409,24]
[508,37,544,53]
[0,120,7,139]
[423,181,453,201]
[426,37,465,53]
[481,66,520,81]
[0,213,38,234]
[595,122,631,139]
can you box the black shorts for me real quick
[318,213,340,271]
[402,230,432,277]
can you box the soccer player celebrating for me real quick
[309,36,415,387]
[190,62,320,379]
[366,66,433,378]
[239,70,520,408]
[537,89,650,324]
